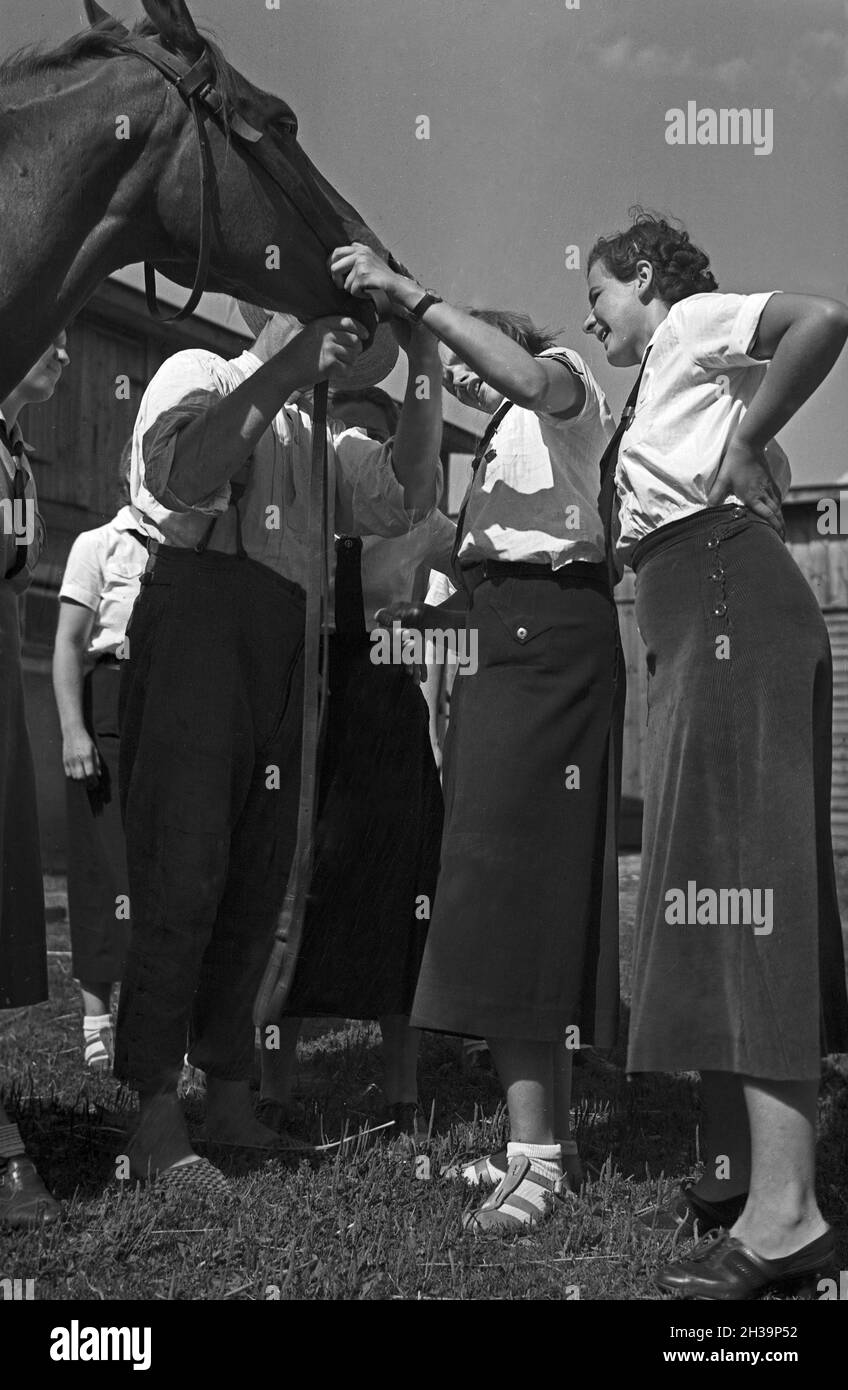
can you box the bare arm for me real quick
[329,244,582,414]
[390,322,444,513]
[52,600,99,780]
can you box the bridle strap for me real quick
[113,29,379,336]
[143,92,213,322]
[118,41,218,323]
[254,381,332,1026]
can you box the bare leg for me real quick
[691,1070,750,1201]
[486,1037,556,1143]
[259,1017,302,1108]
[379,1015,420,1105]
[79,981,112,1016]
[729,1077,827,1259]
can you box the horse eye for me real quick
[274,113,298,137]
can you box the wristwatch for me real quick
[409,289,443,320]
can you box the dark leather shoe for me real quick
[656,1227,835,1300]
[638,1180,748,1236]
[0,1155,61,1228]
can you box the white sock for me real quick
[498,1142,562,1223]
[83,1013,112,1068]
[507,1141,562,1185]
[466,1142,562,1231]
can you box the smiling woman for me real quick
[584,207,848,1300]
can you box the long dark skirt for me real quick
[67,662,130,983]
[410,566,623,1044]
[283,633,443,1019]
[628,504,848,1080]
[0,585,47,1008]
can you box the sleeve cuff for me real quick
[729,291,781,361]
[143,424,231,516]
[58,581,99,611]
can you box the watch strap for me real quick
[409,290,443,320]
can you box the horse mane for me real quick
[0,18,240,123]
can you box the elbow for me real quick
[811,299,848,351]
[508,366,549,411]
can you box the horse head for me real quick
[86,0,393,328]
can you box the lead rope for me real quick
[254,381,331,1025]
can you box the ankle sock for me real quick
[500,1142,561,1224]
[0,1122,26,1159]
[507,1141,561,1184]
[83,1013,113,1068]
[466,1143,562,1232]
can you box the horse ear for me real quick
[83,0,116,25]
[139,0,204,57]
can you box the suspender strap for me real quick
[597,346,652,590]
[254,381,331,1025]
[449,399,514,586]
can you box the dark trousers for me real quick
[67,663,130,983]
[115,547,305,1090]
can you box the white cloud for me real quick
[589,39,756,89]
[591,37,695,79]
[589,18,847,101]
[710,57,756,85]
[788,24,848,100]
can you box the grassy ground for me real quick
[1,854,846,1302]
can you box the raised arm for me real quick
[165,318,370,507]
[329,244,582,415]
[389,319,444,514]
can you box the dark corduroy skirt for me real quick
[67,663,130,982]
[410,565,623,1044]
[627,505,848,1079]
[283,633,443,1019]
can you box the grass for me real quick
[1,853,847,1302]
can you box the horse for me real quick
[0,0,391,397]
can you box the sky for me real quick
[3,0,847,481]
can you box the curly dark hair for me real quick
[587,207,718,305]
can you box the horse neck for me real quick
[0,60,183,393]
